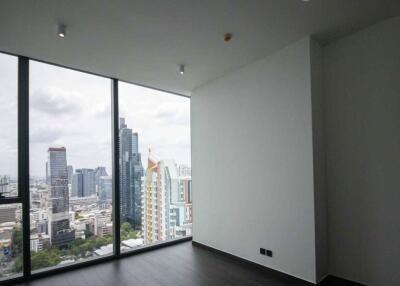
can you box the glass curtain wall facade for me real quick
[0,51,191,283]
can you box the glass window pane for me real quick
[0,203,23,280]
[0,53,18,198]
[29,61,113,272]
[119,82,191,252]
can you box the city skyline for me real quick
[27,62,191,269]
[0,51,192,278]
[0,55,190,178]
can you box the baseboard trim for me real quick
[192,241,364,286]
[318,275,366,286]
[192,240,315,285]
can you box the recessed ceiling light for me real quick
[57,24,66,38]
[179,64,185,75]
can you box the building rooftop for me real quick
[121,238,144,249]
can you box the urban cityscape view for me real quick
[0,55,191,279]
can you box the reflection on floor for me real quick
[15,241,361,286]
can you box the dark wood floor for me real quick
[13,241,357,286]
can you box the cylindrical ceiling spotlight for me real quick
[179,64,185,75]
[57,24,67,38]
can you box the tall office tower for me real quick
[0,175,10,198]
[132,132,139,154]
[99,176,112,200]
[94,167,108,191]
[72,169,95,197]
[47,147,74,247]
[67,165,73,185]
[142,155,177,244]
[71,172,83,197]
[119,118,143,228]
[132,152,144,227]
[131,130,144,227]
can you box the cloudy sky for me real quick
[0,53,190,178]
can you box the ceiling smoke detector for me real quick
[224,33,232,42]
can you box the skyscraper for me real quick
[131,131,143,227]
[119,118,143,228]
[71,168,95,197]
[0,175,10,198]
[67,165,73,185]
[132,132,139,154]
[132,152,143,227]
[99,176,112,200]
[47,147,74,247]
[142,155,177,244]
[178,165,192,226]
[71,172,83,197]
[178,165,191,177]
[94,167,108,191]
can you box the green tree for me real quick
[11,229,23,273]
[121,222,133,233]
[11,229,23,256]
[31,248,62,270]
[13,233,116,272]
[12,256,23,272]
[121,222,140,240]
[84,229,94,239]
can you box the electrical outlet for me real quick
[260,248,266,255]
[266,250,273,257]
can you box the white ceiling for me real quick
[0,0,399,96]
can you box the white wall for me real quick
[191,15,400,286]
[324,16,400,286]
[192,38,319,283]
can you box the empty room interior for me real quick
[0,1,399,285]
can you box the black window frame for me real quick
[0,51,191,286]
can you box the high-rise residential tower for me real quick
[47,147,74,247]
[119,118,143,228]
[178,165,191,177]
[142,154,177,244]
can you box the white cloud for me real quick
[30,88,81,115]
[0,55,190,178]
[30,127,62,143]
[119,82,191,169]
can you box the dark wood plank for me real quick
[12,242,362,286]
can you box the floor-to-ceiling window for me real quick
[119,82,191,251]
[29,61,113,271]
[0,53,23,280]
[0,51,191,283]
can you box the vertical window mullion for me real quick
[18,57,31,277]
[111,79,121,256]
